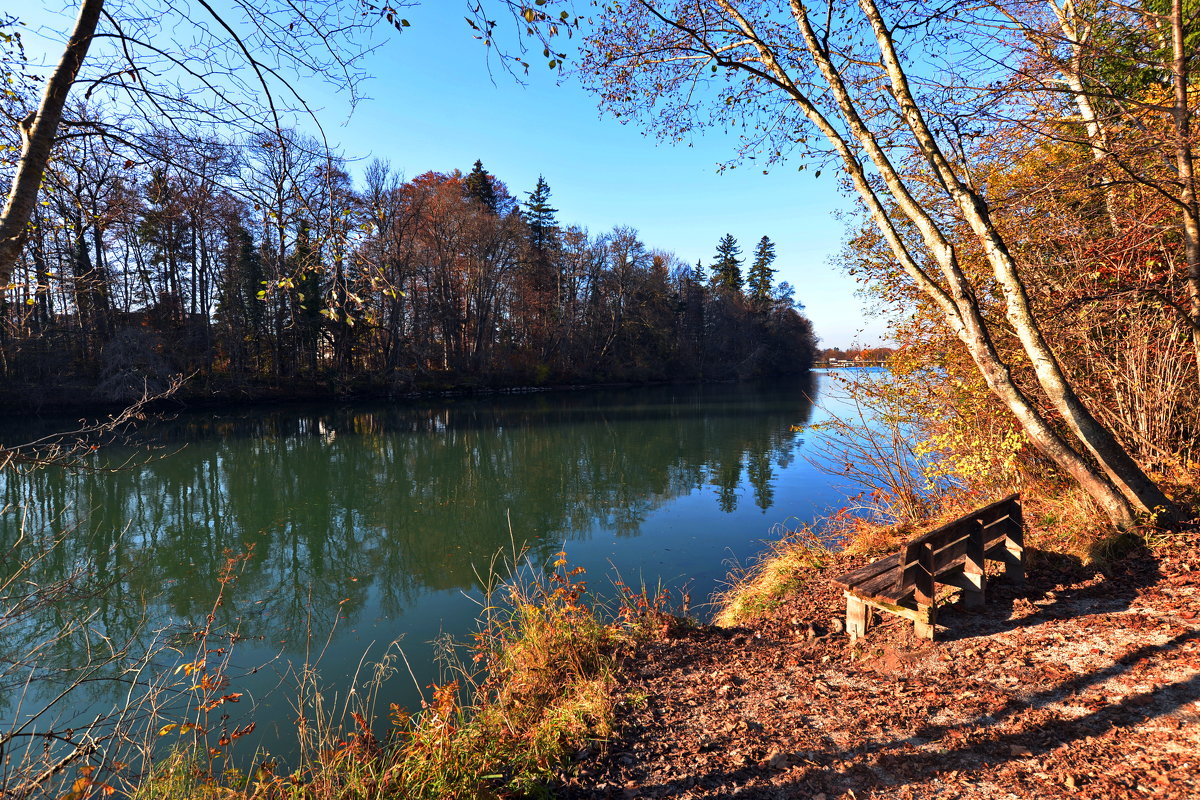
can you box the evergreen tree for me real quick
[290,220,324,372]
[747,235,776,305]
[215,225,266,372]
[709,233,743,293]
[523,175,558,252]
[692,258,706,285]
[520,176,562,355]
[464,159,499,214]
[236,226,266,336]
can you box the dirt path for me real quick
[557,533,1200,799]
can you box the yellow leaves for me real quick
[59,765,116,799]
[175,659,205,676]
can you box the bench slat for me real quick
[903,493,1019,549]
[984,517,1021,555]
[930,530,972,574]
[831,551,902,590]
[854,562,908,601]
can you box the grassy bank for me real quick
[713,482,1199,629]
[115,554,670,800]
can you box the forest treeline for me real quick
[0,123,816,407]
[818,347,894,364]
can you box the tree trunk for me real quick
[856,0,1177,522]
[1048,0,1121,232]
[700,0,1164,527]
[1170,0,1200,387]
[0,0,104,287]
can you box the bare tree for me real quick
[0,0,579,288]
[579,0,1178,528]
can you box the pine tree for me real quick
[709,233,743,293]
[217,225,265,334]
[747,235,776,306]
[290,220,324,372]
[521,175,561,309]
[692,258,706,285]
[215,225,266,373]
[236,226,266,337]
[523,175,558,253]
[464,159,499,214]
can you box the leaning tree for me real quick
[579,0,1178,528]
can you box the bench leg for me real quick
[1001,504,1025,586]
[914,604,936,640]
[913,543,936,640]
[846,594,870,641]
[961,569,986,608]
[963,522,986,608]
[999,540,1024,586]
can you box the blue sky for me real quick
[18,2,889,348]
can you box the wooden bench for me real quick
[831,494,1025,641]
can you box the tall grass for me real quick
[130,549,651,800]
[712,524,835,627]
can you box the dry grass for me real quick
[712,526,835,627]
[128,551,649,800]
[1017,487,1132,565]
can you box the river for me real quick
[0,371,872,771]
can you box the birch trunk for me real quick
[0,0,104,287]
[1047,0,1120,231]
[677,0,1170,526]
[856,0,1177,522]
[1170,0,1200,386]
[771,0,1141,528]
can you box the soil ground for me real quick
[556,530,1200,800]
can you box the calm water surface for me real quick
[1,372,864,763]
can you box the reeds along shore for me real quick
[114,552,680,800]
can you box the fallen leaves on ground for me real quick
[556,530,1200,800]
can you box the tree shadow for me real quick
[584,628,1198,799]
[933,537,1162,642]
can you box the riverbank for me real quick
[0,372,805,418]
[554,507,1200,799]
[35,492,1199,798]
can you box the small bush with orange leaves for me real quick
[394,551,621,799]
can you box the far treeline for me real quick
[0,132,816,405]
[818,347,895,364]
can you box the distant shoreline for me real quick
[0,369,819,420]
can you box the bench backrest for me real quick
[898,494,1022,598]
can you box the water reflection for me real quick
[1,377,824,759]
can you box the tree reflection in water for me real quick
[0,377,825,761]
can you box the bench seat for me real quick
[831,494,1025,640]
